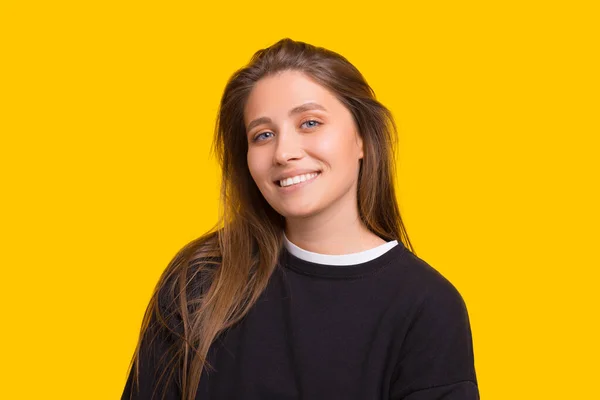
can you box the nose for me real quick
[273,125,303,165]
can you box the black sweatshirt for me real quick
[122,241,479,399]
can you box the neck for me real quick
[284,194,385,255]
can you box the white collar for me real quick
[283,231,398,266]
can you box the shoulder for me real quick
[386,249,478,394]
[152,252,222,328]
[385,246,470,323]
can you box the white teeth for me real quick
[280,172,319,187]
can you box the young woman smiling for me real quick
[122,38,479,400]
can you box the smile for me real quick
[279,172,320,187]
[276,172,321,192]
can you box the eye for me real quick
[301,119,321,129]
[252,131,273,143]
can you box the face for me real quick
[244,69,364,220]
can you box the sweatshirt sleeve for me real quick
[389,275,479,399]
[121,322,182,400]
[122,259,217,400]
[121,289,184,400]
[121,310,181,400]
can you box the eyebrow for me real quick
[246,102,327,134]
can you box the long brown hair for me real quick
[125,37,416,400]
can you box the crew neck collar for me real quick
[280,234,408,279]
[283,231,399,265]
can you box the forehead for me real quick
[244,70,339,122]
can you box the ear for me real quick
[356,131,364,160]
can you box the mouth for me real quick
[274,171,322,189]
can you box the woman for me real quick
[122,38,479,400]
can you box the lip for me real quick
[276,171,321,193]
[273,169,322,182]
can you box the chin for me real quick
[282,210,315,219]
[278,204,322,219]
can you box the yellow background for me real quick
[1,1,598,398]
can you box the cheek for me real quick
[247,151,268,183]
[246,152,257,180]
[312,129,356,163]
